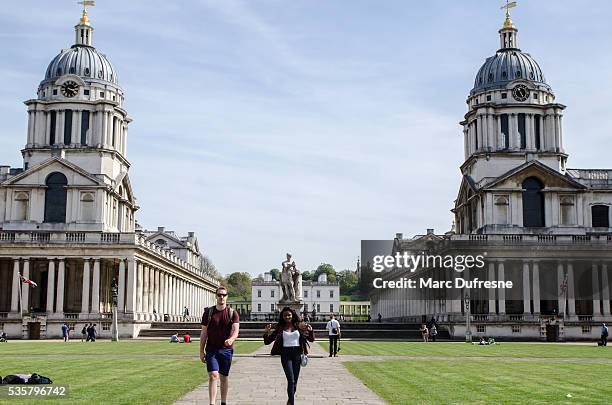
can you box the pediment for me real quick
[2,157,102,187]
[484,161,586,191]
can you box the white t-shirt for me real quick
[326,319,340,336]
[283,330,300,347]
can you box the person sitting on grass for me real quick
[0,331,7,342]
[170,332,180,343]
[183,332,191,343]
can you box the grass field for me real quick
[318,341,612,359]
[0,340,261,405]
[345,359,612,404]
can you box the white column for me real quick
[142,264,149,314]
[56,259,65,314]
[498,261,505,314]
[46,259,56,313]
[153,268,160,317]
[126,259,136,314]
[136,261,143,313]
[592,264,601,316]
[488,262,496,314]
[567,263,575,316]
[557,263,565,315]
[22,259,30,313]
[81,259,91,315]
[160,272,166,316]
[11,259,20,313]
[91,259,101,314]
[522,261,531,314]
[532,261,540,314]
[602,264,610,316]
[118,259,126,312]
[148,266,154,318]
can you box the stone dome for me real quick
[471,49,549,95]
[42,44,118,86]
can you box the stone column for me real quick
[522,261,531,314]
[126,259,136,314]
[46,259,56,313]
[498,261,506,314]
[154,268,160,318]
[148,266,154,319]
[602,264,610,316]
[567,263,575,316]
[488,262,496,314]
[136,261,143,314]
[592,264,601,316]
[22,259,30,313]
[11,259,20,313]
[557,263,565,315]
[142,264,149,314]
[118,259,126,312]
[56,259,65,315]
[91,259,101,314]
[81,259,91,315]
[159,272,166,316]
[532,261,540,314]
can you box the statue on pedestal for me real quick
[280,253,302,303]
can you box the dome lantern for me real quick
[75,1,94,46]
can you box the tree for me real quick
[314,263,336,283]
[358,261,375,296]
[337,269,358,296]
[301,270,312,281]
[200,255,222,280]
[225,272,252,301]
[269,268,281,281]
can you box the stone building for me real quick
[0,9,218,338]
[371,12,612,340]
[251,272,340,320]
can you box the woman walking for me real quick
[263,307,315,405]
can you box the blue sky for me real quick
[1,1,611,276]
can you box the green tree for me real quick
[358,261,375,296]
[337,269,358,296]
[225,272,252,301]
[314,263,336,283]
[269,268,281,281]
[301,270,312,281]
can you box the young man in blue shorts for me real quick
[200,286,240,405]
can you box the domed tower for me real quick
[460,10,567,185]
[23,7,131,178]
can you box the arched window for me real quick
[44,172,68,223]
[14,192,29,221]
[80,192,95,221]
[522,177,545,227]
[494,195,509,225]
[592,205,610,228]
[560,196,575,225]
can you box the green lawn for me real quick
[319,341,612,359]
[0,341,261,405]
[345,360,612,404]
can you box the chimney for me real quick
[188,232,194,237]
[427,228,434,235]
[0,166,9,175]
[395,233,403,240]
[264,272,272,282]
[158,227,165,233]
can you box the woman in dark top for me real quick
[263,307,315,405]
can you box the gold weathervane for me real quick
[78,0,95,25]
[501,0,517,28]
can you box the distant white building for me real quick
[251,272,340,320]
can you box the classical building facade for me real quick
[251,272,340,320]
[0,10,218,339]
[371,13,612,340]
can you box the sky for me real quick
[0,1,611,277]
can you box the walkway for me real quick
[174,343,386,405]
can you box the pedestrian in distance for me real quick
[601,323,609,346]
[430,324,438,342]
[326,313,341,357]
[200,286,240,405]
[263,307,315,405]
[81,324,87,342]
[420,324,429,342]
[61,323,69,342]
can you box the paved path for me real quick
[174,343,386,405]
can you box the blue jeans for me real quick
[281,346,302,405]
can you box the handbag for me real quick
[300,354,308,367]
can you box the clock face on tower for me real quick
[60,81,79,98]
[512,84,530,102]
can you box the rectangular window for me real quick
[257,290,261,298]
[80,111,90,145]
[271,290,275,298]
[500,114,509,149]
[501,92,507,99]
[84,89,90,96]
[64,110,73,145]
[330,290,334,298]
[49,111,57,145]
[512,325,521,333]
[317,290,321,298]
[534,115,541,150]
[52,89,58,95]
[257,304,261,312]
[303,304,308,312]
[477,325,486,333]
[271,304,275,312]
[518,113,526,149]
[486,95,492,101]
[317,304,321,312]
[102,323,110,331]
[112,117,117,147]
[304,290,308,298]
[100,92,105,98]
[474,120,479,151]
[330,304,334,312]
[592,205,610,228]
[582,325,591,334]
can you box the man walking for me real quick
[326,313,341,357]
[200,286,239,405]
[61,323,69,342]
[601,323,609,346]
[183,306,190,321]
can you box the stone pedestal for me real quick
[278,301,303,316]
